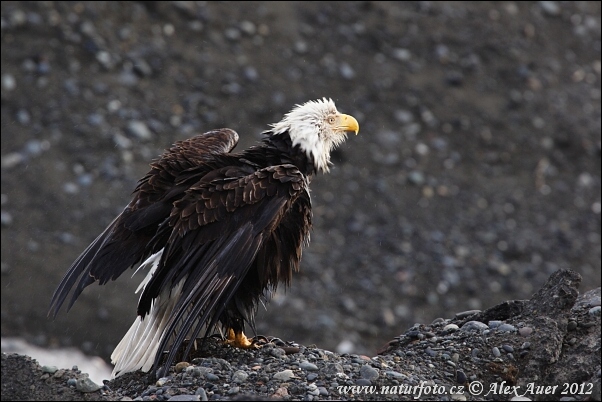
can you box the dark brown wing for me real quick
[48,129,239,317]
[135,164,309,373]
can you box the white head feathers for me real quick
[269,98,359,172]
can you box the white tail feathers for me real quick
[110,249,184,378]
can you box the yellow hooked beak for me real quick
[338,114,360,135]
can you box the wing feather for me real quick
[48,129,239,317]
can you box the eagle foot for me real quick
[225,328,261,349]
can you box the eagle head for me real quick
[269,98,359,172]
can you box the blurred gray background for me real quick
[1,1,600,365]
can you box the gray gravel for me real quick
[2,269,600,401]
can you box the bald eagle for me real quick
[49,98,359,377]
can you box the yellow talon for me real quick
[225,328,259,349]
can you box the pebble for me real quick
[156,377,170,386]
[456,370,467,384]
[227,386,240,395]
[269,347,286,358]
[205,373,219,381]
[1,152,25,169]
[461,321,489,332]
[231,370,248,383]
[443,324,459,332]
[1,74,16,91]
[384,370,406,379]
[339,62,355,80]
[306,373,318,381]
[273,369,295,381]
[502,345,514,353]
[567,321,578,331]
[492,347,501,357]
[519,326,534,336]
[299,361,319,371]
[359,364,379,381]
[488,320,503,329]
[194,388,208,401]
[127,120,153,140]
[75,376,101,393]
[175,362,190,373]
[588,306,601,316]
[455,310,481,319]
[408,170,425,185]
[42,365,58,374]
[497,324,517,332]
[539,1,561,16]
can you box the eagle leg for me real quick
[225,328,260,349]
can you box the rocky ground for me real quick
[2,269,600,401]
[1,0,600,380]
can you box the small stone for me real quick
[519,327,534,336]
[205,373,219,381]
[492,347,501,357]
[502,345,515,353]
[488,320,503,329]
[41,365,58,374]
[75,376,101,393]
[359,365,379,381]
[456,370,467,384]
[589,306,601,316]
[127,120,153,140]
[186,366,202,378]
[339,62,355,80]
[497,324,517,332]
[227,387,240,395]
[443,323,459,332]
[408,170,425,185]
[355,379,372,386]
[175,362,190,373]
[156,377,170,386]
[194,387,208,401]
[1,152,25,169]
[1,74,16,91]
[300,361,319,371]
[306,373,318,381]
[539,1,560,16]
[269,347,286,358]
[392,48,411,61]
[273,369,295,381]
[455,310,481,319]
[384,371,406,379]
[231,370,248,383]
[461,321,489,332]
[406,330,421,339]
